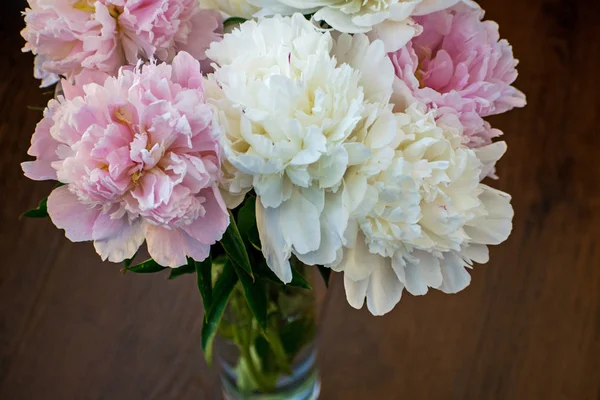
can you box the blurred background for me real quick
[1,0,599,399]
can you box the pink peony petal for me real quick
[145,224,211,267]
[175,9,223,72]
[47,185,100,242]
[92,213,145,262]
[181,186,229,244]
[171,51,204,90]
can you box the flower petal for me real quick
[93,215,144,263]
[256,199,292,283]
[344,274,369,310]
[437,251,471,294]
[47,186,100,242]
[145,225,211,268]
[279,188,322,255]
[366,261,404,316]
[296,191,348,266]
[181,186,230,245]
[465,185,513,245]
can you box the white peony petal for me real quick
[286,166,312,188]
[314,7,368,33]
[437,252,471,294]
[256,200,293,283]
[344,142,371,166]
[474,141,507,180]
[389,0,422,20]
[337,232,381,282]
[279,188,322,255]
[333,33,395,105]
[367,19,422,53]
[342,171,368,214]
[255,173,292,209]
[366,261,404,316]
[461,243,490,264]
[296,191,348,266]
[403,251,442,295]
[314,145,349,189]
[465,185,513,245]
[344,274,370,310]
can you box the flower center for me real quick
[132,170,142,185]
[107,4,122,19]
[72,1,122,19]
[72,0,95,13]
[415,68,425,88]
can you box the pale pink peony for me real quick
[22,52,229,267]
[22,0,223,86]
[389,3,526,147]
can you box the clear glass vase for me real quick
[215,263,325,400]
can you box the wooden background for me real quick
[1,0,599,398]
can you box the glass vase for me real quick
[215,263,326,400]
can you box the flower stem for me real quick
[230,287,274,392]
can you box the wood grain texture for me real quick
[1,0,599,399]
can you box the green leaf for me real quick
[231,260,268,331]
[168,260,196,280]
[201,261,238,366]
[237,196,255,237]
[237,196,261,250]
[123,250,139,268]
[223,16,247,28]
[194,256,213,312]
[125,259,166,274]
[264,324,292,375]
[254,336,277,375]
[22,197,48,218]
[220,211,254,279]
[21,183,66,219]
[26,105,45,111]
[317,265,332,287]
[290,266,312,290]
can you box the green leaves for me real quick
[194,257,213,311]
[231,260,267,331]
[223,16,247,29]
[220,211,254,279]
[201,261,238,365]
[167,260,196,280]
[237,196,261,251]
[123,251,138,268]
[124,259,166,274]
[22,183,65,219]
[21,197,49,218]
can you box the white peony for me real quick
[205,14,397,283]
[333,104,514,315]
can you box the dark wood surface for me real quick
[1,0,599,399]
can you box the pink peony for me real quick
[22,51,229,267]
[389,3,526,147]
[22,0,222,86]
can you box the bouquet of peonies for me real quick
[20,0,525,396]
